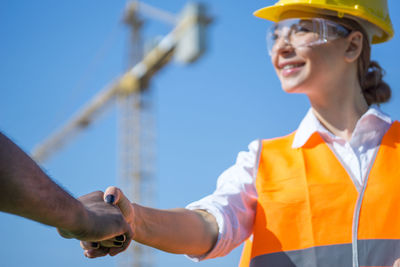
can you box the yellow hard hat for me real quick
[254,0,394,44]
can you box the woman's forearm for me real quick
[132,204,218,256]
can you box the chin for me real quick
[280,81,305,94]
[278,74,306,92]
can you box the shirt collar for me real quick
[292,105,392,149]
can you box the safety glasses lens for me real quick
[267,18,350,55]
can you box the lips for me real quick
[282,63,305,69]
[278,61,305,77]
[278,61,305,70]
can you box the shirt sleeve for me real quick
[185,140,260,261]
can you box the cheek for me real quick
[311,53,341,78]
[294,46,314,61]
[311,43,345,67]
[297,47,331,74]
[271,54,278,71]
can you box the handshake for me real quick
[0,132,217,260]
[58,186,136,258]
[56,185,219,259]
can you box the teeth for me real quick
[282,63,303,69]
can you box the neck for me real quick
[307,79,368,141]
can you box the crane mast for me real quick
[119,2,155,266]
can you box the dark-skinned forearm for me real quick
[0,132,88,233]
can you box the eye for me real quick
[269,24,280,41]
[271,32,279,41]
[296,26,312,33]
[268,27,281,41]
[294,21,314,33]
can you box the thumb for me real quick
[104,186,134,224]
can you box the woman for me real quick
[80,0,399,266]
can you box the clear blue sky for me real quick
[1,1,399,266]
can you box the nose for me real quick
[271,35,294,56]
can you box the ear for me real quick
[344,31,363,63]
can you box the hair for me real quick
[332,16,391,106]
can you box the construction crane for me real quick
[31,2,212,267]
[119,2,149,267]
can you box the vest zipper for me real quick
[350,147,379,267]
[326,143,379,267]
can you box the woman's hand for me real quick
[57,190,133,242]
[79,186,135,258]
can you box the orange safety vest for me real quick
[239,121,400,267]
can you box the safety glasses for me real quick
[267,18,351,56]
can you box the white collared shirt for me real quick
[293,106,392,190]
[186,105,392,261]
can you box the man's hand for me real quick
[57,189,133,256]
[79,187,135,258]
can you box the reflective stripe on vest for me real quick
[239,121,400,267]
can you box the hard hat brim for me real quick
[254,3,394,44]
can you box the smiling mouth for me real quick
[279,62,305,77]
[281,62,305,70]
